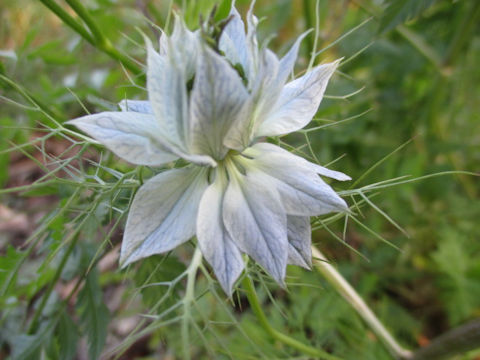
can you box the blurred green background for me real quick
[1,0,479,359]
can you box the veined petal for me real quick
[223,33,310,151]
[146,37,189,148]
[242,143,349,216]
[245,1,259,83]
[197,169,244,295]
[119,99,153,114]
[67,112,177,166]
[190,45,249,159]
[120,167,209,267]
[223,49,279,151]
[244,142,350,181]
[223,168,288,284]
[160,14,199,79]
[277,31,310,85]
[287,216,312,269]
[255,60,340,137]
[219,4,248,71]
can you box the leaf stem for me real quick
[312,246,412,359]
[241,274,341,360]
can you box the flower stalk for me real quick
[241,274,341,360]
[181,247,203,360]
[312,246,412,359]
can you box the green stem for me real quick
[38,0,143,77]
[28,233,80,334]
[0,73,63,121]
[38,0,95,45]
[302,0,314,59]
[64,0,104,44]
[312,247,412,359]
[242,274,341,360]
[181,247,203,360]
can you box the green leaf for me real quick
[10,322,55,360]
[56,312,79,360]
[76,269,110,360]
[379,0,438,33]
[0,246,24,300]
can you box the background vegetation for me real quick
[0,0,479,359]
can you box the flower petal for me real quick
[287,216,312,269]
[219,4,248,71]
[255,60,340,137]
[146,37,189,148]
[67,112,177,166]
[245,142,350,181]
[159,15,199,79]
[223,169,288,284]
[197,169,244,295]
[223,49,279,151]
[120,167,209,267]
[223,33,309,151]
[118,99,153,114]
[242,143,348,216]
[189,45,249,159]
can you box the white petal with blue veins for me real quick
[67,112,177,166]
[197,170,244,296]
[120,167,209,267]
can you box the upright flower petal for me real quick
[219,4,249,71]
[223,49,279,151]
[223,168,288,284]
[255,60,340,137]
[67,112,178,166]
[189,45,249,159]
[146,38,189,148]
[287,216,312,269]
[147,39,217,167]
[159,15,199,79]
[120,167,209,267]
[197,169,244,295]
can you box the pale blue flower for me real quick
[68,5,350,295]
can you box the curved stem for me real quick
[37,0,143,77]
[38,0,95,45]
[242,274,341,360]
[181,247,203,360]
[312,246,412,359]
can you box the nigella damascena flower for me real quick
[67,5,350,295]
